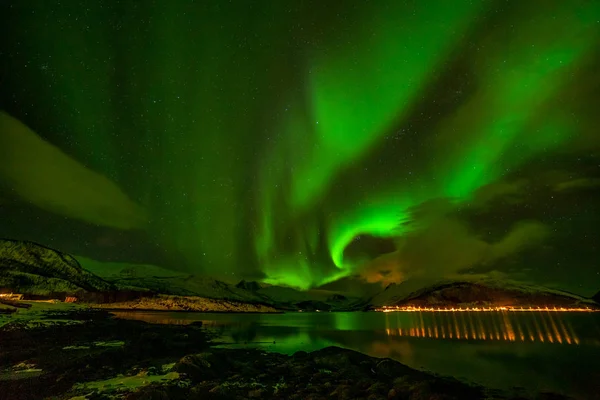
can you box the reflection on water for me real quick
[113,311,600,399]
[383,311,583,345]
[111,310,598,346]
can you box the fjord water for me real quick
[114,311,600,399]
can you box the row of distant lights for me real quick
[376,305,598,312]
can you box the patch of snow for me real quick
[63,345,91,350]
[76,256,268,303]
[93,340,124,348]
[161,363,175,372]
[72,371,180,393]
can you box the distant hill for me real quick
[368,279,600,309]
[77,256,267,303]
[368,278,441,308]
[77,257,364,310]
[254,284,365,311]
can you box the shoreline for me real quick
[1,301,595,399]
[0,308,578,400]
[103,307,286,314]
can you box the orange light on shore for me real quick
[381,306,590,345]
[0,293,24,300]
[375,306,598,312]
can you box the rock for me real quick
[311,371,331,383]
[392,376,417,394]
[367,381,388,395]
[536,393,573,400]
[406,381,435,400]
[173,352,218,381]
[290,363,313,378]
[311,347,375,376]
[209,384,227,395]
[356,378,376,390]
[125,387,170,400]
[190,381,214,396]
[248,388,264,398]
[375,359,412,379]
[330,384,354,400]
[292,350,309,360]
[127,331,169,356]
[313,354,349,369]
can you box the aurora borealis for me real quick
[0,1,599,294]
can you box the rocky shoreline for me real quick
[86,294,279,313]
[0,306,578,400]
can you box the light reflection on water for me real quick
[382,310,584,344]
[113,311,600,399]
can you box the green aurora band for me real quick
[258,0,599,288]
[2,0,599,289]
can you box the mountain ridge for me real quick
[369,278,599,310]
[1,239,598,311]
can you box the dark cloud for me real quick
[0,112,147,230]
[358,214,549,288]
[553,178,600,192]
[470,179,529,209]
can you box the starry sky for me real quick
[0,0,599,296]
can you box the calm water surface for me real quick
[113,311,600,399]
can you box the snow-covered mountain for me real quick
[367,278,599,309]
[78,257,364,310]
[2,239,598,312]
[77,256,267,303]
[0,239,113,296]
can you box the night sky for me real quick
[0,1,599,295]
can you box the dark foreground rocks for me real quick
[0,309,210,400]
[0,310,574,400]
[163,347,492,400]
[133,347,570,400]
